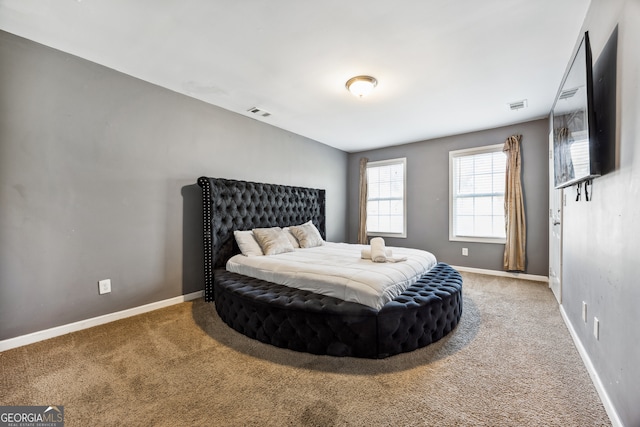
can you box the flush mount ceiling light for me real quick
[346,75,377,97]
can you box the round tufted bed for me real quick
[198,177,463,358]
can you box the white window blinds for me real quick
[450,145,506,242]
[367,158,406,237]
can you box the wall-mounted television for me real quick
[552,32,600,189]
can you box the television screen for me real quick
[552,32,600,189]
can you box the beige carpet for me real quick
[0,272,610,426]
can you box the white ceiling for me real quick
[0,0,590,153]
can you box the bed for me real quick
[198,176,463,358]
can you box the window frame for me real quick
[449,144,506,244]
[366,157,407,239]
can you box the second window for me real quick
[449,144,506,243]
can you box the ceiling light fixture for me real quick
[346,75,377,97]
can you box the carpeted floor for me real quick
[0,272,611,426]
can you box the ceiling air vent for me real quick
[559,87,579,100]
[247,107,271,117]
[508,99,528,111]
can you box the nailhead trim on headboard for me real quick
[197,177,326,302]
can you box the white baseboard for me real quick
[0,290,203,352]
[559,305,622,427]
[451,265,548,282]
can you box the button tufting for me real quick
[213,263,462,359]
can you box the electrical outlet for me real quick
[582,302,587,322]
[462,248,468,256]
[98,279,111,295]
[593,317,599,340]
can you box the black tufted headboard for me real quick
[197,177,326,302]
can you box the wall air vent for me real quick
[247,107,271,117]
[559,87,579,100]
[508,99,528,111]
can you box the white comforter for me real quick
[226,242,437,310]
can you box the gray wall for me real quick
[562,1,640,425]
[0,31,348,341]
[347,119,549,276]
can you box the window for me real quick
[449,144,506,243]
[367,158,406,238]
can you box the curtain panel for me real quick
[503,135,526,271]
[358,157,369,244]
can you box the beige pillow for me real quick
[233,230,264,257]
[289,221,324,248]
[252,227,295,255]
[282,227,301,248]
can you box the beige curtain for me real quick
[358,157,369,244]
[503,135,526,271]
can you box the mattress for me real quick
[226,242,437,310]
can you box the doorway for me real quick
[549,130,563,304]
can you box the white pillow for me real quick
[233,230,264,257]
[252,227,295,255]
[289,221,324,248]
[282,227,301,248]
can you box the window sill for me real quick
[367,232,407,239]
[449,236,505,244]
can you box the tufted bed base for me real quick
[214,263,463,359]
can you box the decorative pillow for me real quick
[289,221,324,248]
[282,227,301,248]
[252,227,295,255]
[233,230,264,257]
